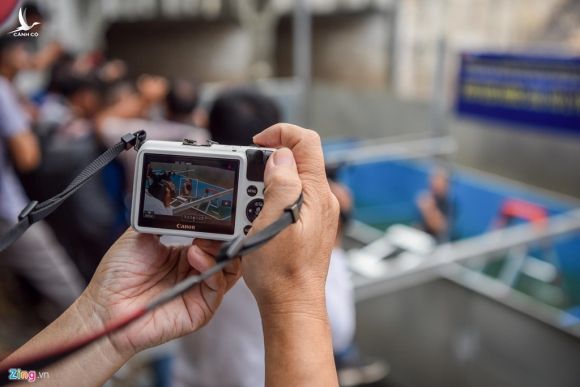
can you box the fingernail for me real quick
[273,148,294,166]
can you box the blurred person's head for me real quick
[98,59,128,84]
[208,88,280,146]
[62,75,103,119]
[102,81,143,119]
[48,53,100,94]
[165,79,198,124]
[430,167,449,198]
[0,37,31,78]
[46,52,76,94]
[136,74,168,108]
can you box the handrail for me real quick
[325,136,456,166]
[354,209,580,299]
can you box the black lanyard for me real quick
[0,130,303,377]
[0,131,147,252]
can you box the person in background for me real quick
[144,173,176,216]
[0,36,84,317]
[208,87,280,145]
[19,49,122,281]
[417,167,452,242]
[97,76,209,192]
[165,78,199,126]
[35,53,76,133]
[328,180,390,386]
[172,87,385,387]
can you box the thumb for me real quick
[253,147,302,227]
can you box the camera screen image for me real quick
[138,153,240,235]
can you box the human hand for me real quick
[78,229,241,358]
[244,123,339,314]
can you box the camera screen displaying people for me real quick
[138,154,239,235]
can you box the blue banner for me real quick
[455,52,580,132]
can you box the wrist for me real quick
[258,288,337,387]
[73,293,135,365]
[256,286,327,323]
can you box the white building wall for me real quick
[394,0,574,100]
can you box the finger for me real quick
[194,240,241,291]
[187,245,225,292]
[122,227,157,242]
[252,147,302,228]
[253,123,327,185]
[112,228,166,265]
[223,257,241,291]
[193,239,222,256]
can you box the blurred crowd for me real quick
[0,0,186,343]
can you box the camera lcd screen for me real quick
[138,153,240,235]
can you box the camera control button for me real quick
[243,225,252,235]
[246,199,264,222]
[247,185,258,197]
[246,149,268,181]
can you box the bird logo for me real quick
[8,8,40,35]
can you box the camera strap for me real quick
[0,131,147,252]
[0,126,307,376]
[0,192,304,376]
[217,193,303,261]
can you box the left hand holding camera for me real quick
[2,230,241,385]
[81,229,241,358]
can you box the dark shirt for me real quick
[422,192,452,242]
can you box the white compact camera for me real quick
[131,139,274,241]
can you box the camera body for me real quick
[131,139,273,241]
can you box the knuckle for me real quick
[273,124,322,153]
[268,169,301,191]
[320,189,340,222]
[277,122,299,136]
[274,122,290,131]
[329,193,340,220]
[304,129,321,144]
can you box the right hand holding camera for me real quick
[243,123,340,314]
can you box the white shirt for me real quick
[171,247,356,387]
[143,192,173,216]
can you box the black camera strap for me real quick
[146,193,304,309]
[0,131,147,253]
[0,127,306,375]
[0,194,303,377]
